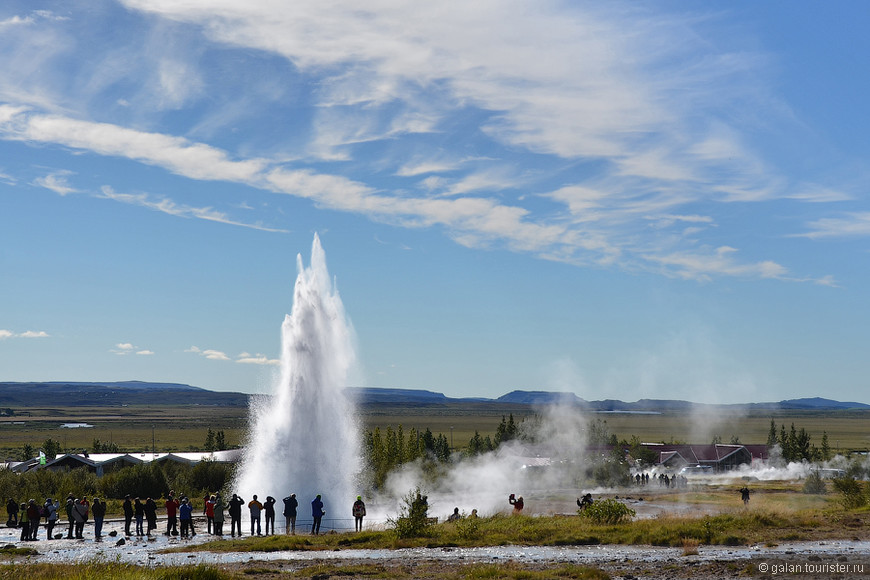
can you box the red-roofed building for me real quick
[640,443,767,472]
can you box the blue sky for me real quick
[2,1,869,404]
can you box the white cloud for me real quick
[0,3,843,283]
[99,186,289,233]
[18,330,50,338]
[0,108,266,182]
[136,350,155,356]
[33,171,78,196]
[111,342,138,355]
[186,345,231,361]
[645,246,789,282]
[0,329,50,339]
[796,212,870,240]
[236,352,279,366]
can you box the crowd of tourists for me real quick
[6,491,367,542]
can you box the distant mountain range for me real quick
[341,388,870,411]
[1,382,867,411]
[0,381,247,407]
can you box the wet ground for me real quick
[4,516,870,577]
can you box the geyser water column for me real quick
[234,234,360,526]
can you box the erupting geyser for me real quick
[234,235,360,524]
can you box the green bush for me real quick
[580,498,635,525]
[802,471,827,495]
[98,462,168,500]
[389,487,434,538]
[454,513,481,541]
[832,477,866,509]
[189,460,235,495]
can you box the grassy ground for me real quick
[162,483,867,553]
[4,404,869,459]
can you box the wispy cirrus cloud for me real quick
[0,2,848,283]
[33,170,78,195]
[794,212,870,240]
[98,186,289,233]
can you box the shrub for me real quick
[98,462,168,500]
[454,513,481,541]
[832,477,866,509]
[802,471,827,495]
[389,487,434,538]
[189,460,235,496]
[580,498,635,525]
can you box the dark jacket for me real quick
[264,496,276,516]
[92,500,107,520]
[283,496,298,517]
[228,495,244,518]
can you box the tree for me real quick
[820,431,831,461]
[204,428,216,452]
[767,418,778,448]
[215,430,227,451]
[711,434,722,445]
[20,443,34,461]
[588,418,611,446]
[42,437,62,460]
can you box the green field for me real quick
[2,402,869,459]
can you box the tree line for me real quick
[766,419,831,463]
[363,415,522,489]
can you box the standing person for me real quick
[212,493,225,536]
[179,497,193,539]
[165,492,180,536]
[283,493,298,535]
[248,495,263,536]
[263,496,276,535]
[72,498,88,539]
[65,496,75,539]
[122,495,134,536]
[311,494,324,535]
[134,497,145,536]
[204,495,215,535]
[6,498,18,526]
[185,496,197,536]
[352,496,366,532]
[144,497,157,536]
[508,493,524,514]
[27,499,40,540]
[44,497,59,540]
[18,502,29,541]
[228,494,244,538]
[739,486,751,505]
[92,497,106,540]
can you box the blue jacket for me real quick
[311,497,324,518]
